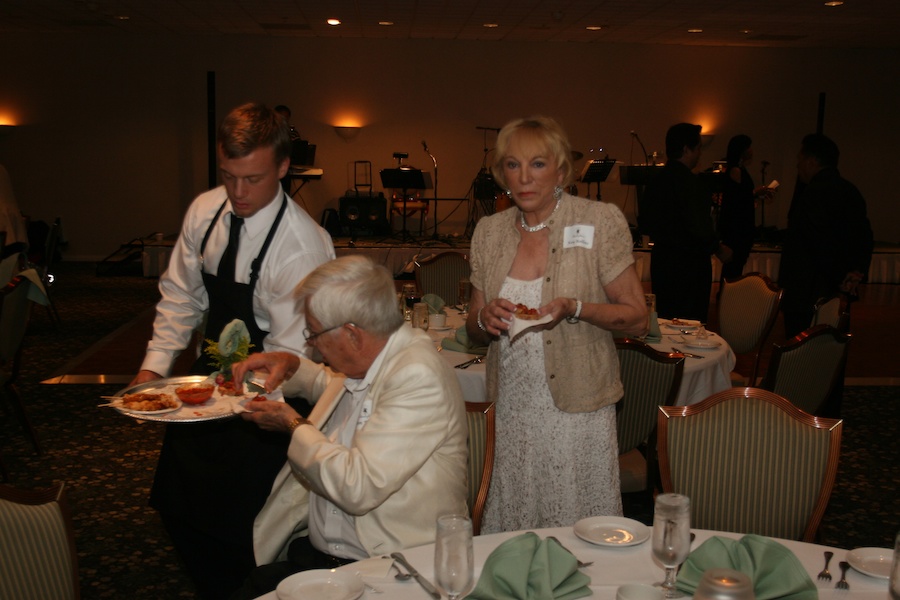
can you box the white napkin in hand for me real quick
[508,313,553,339]
[229,387,284,414]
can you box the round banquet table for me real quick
[425,313,735,407]
[253,526,889,599]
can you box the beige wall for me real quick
[0,33,896,260]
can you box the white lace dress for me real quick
[481,276,622,534]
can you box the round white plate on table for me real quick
[660,318,702,331]
[275,569,364,600]
[683,339,722,350]
[574,516,651,547]
[430,325,453,332]
[846,547,894,578]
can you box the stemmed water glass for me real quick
[652,493,692,599]
[457,278,471,314]
[434,514,474,600]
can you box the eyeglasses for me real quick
[302,322,354,343]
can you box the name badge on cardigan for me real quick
[563,224,594,249]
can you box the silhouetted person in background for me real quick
[640,123,731,322]
[779,133,873,338]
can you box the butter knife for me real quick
[391,552,441,599]
[671,346,705,359]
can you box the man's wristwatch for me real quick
[566,299,583,324]
[288,416,311,434]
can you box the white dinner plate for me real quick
[660,318,701,331]
[847,547,893,579]
[276,569,364,600]
[683,339,722,350]
[430,325,453,331]
[573,516,651,547]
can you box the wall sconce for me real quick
[700,134,715,148]
[334,126,361,141]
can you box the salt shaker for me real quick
[890,530,900,600]
[692,568,754,600]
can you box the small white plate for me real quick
[430,325,453,331]
[683,339,722,350]
[119,397,183,415]
[661,318,701,331]
[574,516,651,547]
[276,569,364,600]
[847,547,893,579]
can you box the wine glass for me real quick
[434,514,474,600]
[457,278,471,314]
[652,493,691,599]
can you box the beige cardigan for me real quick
[469,194,634,412]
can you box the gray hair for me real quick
[295,255,404,337]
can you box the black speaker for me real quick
[339,194,390,237]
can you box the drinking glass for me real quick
[413,302,430,331]
[402,283,420,321]
[890,530,900,600]
[458,278,471,314]
[652,493,691,599]
[434,514,474,600]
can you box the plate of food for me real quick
[573,516,651,547]
[108,375,265,423]
[847,547,893,579]
[661,318,702,331]
[276,569,364,600]
[683,339,722,350]
[509,303,553,338]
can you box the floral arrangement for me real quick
[203,319,253,387]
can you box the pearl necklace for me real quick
[520,197,562,233]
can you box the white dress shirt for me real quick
[140,186,335,376]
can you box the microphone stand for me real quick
[759,160,769,237]
[631,131,650,164]
[423,141,440,240]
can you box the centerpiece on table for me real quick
[204,319,254,396]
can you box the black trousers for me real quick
[229,536,355,600]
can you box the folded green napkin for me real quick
[422,293,447,315]
[466,532,591,600]
[644,311,662,343]
[677,535,817,600]
[441,326,488,355]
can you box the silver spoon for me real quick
[383,556,413,581]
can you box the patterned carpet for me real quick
[1,262,898,599]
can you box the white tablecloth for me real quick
[425,314,734,408]
[255,526,888,599]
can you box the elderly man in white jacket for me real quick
[229,255,468,598]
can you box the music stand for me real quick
[579,159,616,200]
[380,167,427,242]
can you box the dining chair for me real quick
[615,338,685,494]
[414,251,471,307]
[1,275,41,454]
[811,293,851,333]
[28,216,62,326]
[758,324,851,416]
[716,272,782,385]
[465,401,496,536]
[657,387,842,543]
[0,482,81,600]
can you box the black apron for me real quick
[149,196,292,548]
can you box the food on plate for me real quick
[122,392,179,412]
[217,379,241,396]
[175,382,215,405]
[670,318,699,326]
[514,303,541,320]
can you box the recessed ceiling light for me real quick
[586,25,603,31]
[378,21,393,26]
[688,28,703,33]
[740,29,752,34]
[327,18,341,26]
[113,15,129,21]
[824,1,844,5]
[483,23,499,28]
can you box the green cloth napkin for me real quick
[441,326,488,355]
[466,532,591,600]
[422,293,447,315]
[676,535,817,600]
[644,311,662,343]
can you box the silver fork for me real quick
[835,561,850,590]
[546,535,593,568]
[817,551,833,581]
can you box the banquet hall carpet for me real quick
[2,262,898,599]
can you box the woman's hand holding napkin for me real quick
[466,532,591,600]
[676,534,817,600]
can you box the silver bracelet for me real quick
[476,306,487,332]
